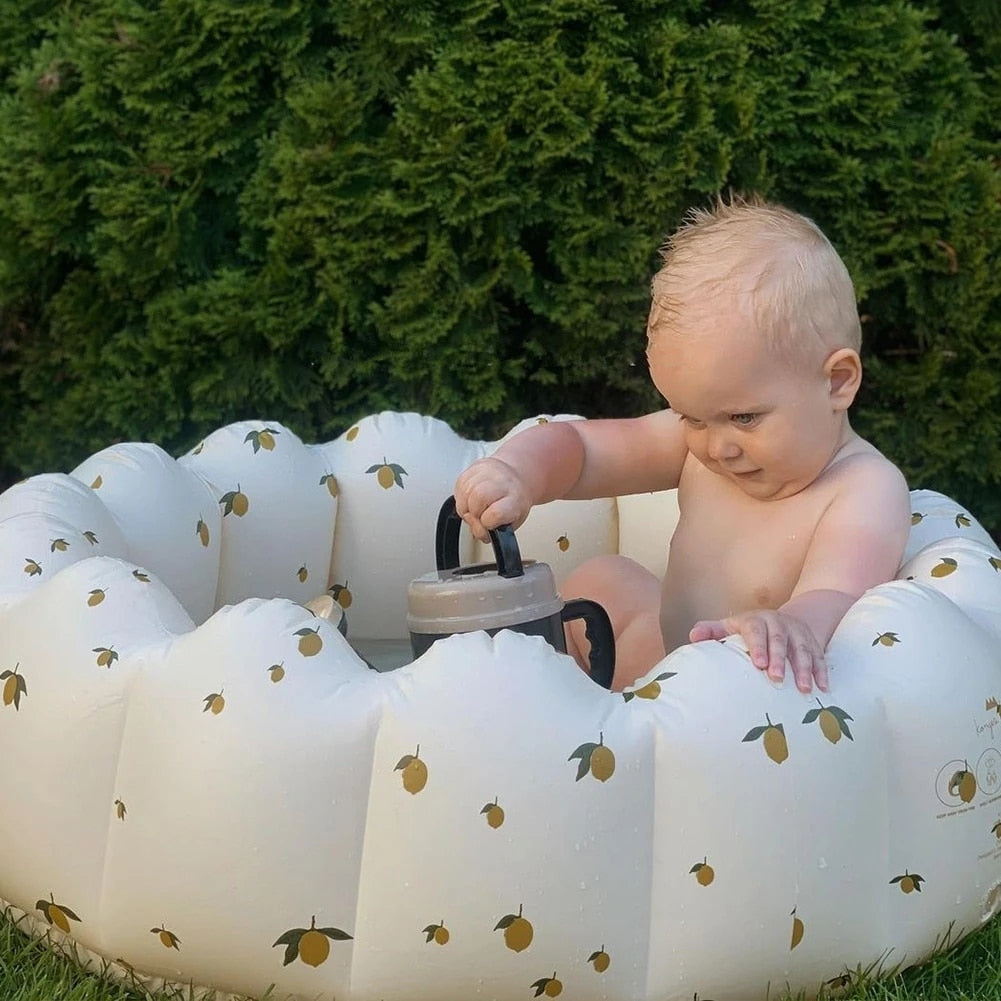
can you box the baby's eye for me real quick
[679,414,706,430]
[731,413,758,427]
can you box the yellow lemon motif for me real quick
[949,766,977,803]
[790,910,804,950]
[297,565,309,583]
[91,474,103,489]
[872,631,900,647]
[743,715,788,763]
[423,921,450,945]
[273,916,352,967]
[569,732,616,782]
[196,518,210,547]
[320,473,339,498]
[366,458,408,490]
[531,973,563,997]
[220,487,249,517]
[296,627,323,657]
[690,859,714,886]
[891,871,925,894]
[115,799,126,820]
[481,799,505,828]
[36,895,80,933]
[588,947,610,972]
[1,668,25,709]
[557,534,570,552]
[331,583,353,608]
[819,709,841,743]
[269,663,285,683]
[24,559,42,577]
[931,558,958,578]
[298,929,330,967]
[151,925,180,949]
[203,692,225,715]
[50,538,69,552]
[87,589,105,607]
[93,647,118,668]
[495,905,533,952]
[346,425,359,441]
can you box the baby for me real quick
[454,197,912,693]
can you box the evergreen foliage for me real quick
[0,0,999,534]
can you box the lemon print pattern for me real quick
[690,858,714,886]
[531,972,563,997]
[802,700,854,743]
[345,425,359,441]
[93,647,118,668]
[296,627,322,657]
[203,691,225,715]
[1,665,26,710]
[87,588,106,606]
[244,428,279,453]
[790,908,804,950]
[151,925,180,949]
[588,946,610,972]
[273,916,352,967]
[366,458,407,490]
[623,671,676,702]
[330,583,352,608]
[495,904,533,952]
[114,799,126,820]
[91,474,103,489]
[872,632,901,647]
[196,518,210,547]
[422,920,449,945]
[891,871,925,894]
[956,513,971,528]
[931,558,958,578]
[50,538,69,552]
[268,662,285,683]
[557,534,570,552]
[83,531,99,545]
[948,763,977,803]
[320,473,339,498]
[990,556,1001,572]
[24,559,41,577]
[742,715,788,764]
[481,797,504,828]
[569,731,615,782]
[132,570,150,583]
[219,486,249,517]
[297,565,308,583]
[37,894,81,933]
[992,819,1001,840]
[395,745,428,794]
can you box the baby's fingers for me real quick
[689,620,729,643]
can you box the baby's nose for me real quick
[707,428,741,461]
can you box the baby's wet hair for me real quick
[648,194,861,367]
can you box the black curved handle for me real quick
[435,496,523,579]
[562,599,616,690]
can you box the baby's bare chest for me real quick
[667,480,831,611]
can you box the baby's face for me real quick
[647,308,847,501]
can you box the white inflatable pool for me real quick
[1,411,1000,1001]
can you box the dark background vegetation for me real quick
[1,0,999,535]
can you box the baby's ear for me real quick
[824,348,862,410]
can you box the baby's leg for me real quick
[562,555,665,691]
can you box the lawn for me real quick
[3,905,1001,1000]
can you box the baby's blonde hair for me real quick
[648,195,861,366]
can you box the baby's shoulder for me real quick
[824,439,910,513]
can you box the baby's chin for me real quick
[710,464,811,501]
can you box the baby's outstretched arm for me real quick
[690,459,911,692]
[455,411,687,542]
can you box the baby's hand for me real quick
[454,457,534,543]
[689,610,829,693]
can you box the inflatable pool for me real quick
[1,411,1000,1001]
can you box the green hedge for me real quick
[1,1,1000,535]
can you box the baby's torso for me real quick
[659,443,878,652]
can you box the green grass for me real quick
[3,906,1001,1000]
